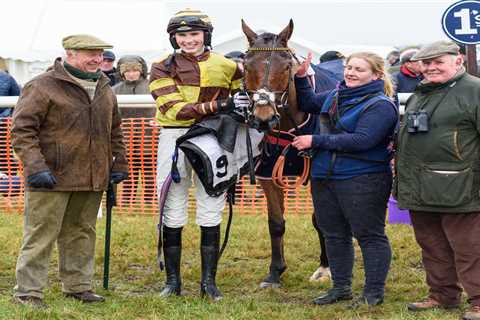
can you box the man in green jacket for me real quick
[395,40,480,320]
[11,34,129,308]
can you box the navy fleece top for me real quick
[295,76,398,179]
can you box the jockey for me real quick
[149,8,249,301]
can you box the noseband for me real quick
[243,40,300,131]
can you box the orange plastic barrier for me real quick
[0,118,24,212]
[0,118,314,215]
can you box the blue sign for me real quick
[442,0,480,44]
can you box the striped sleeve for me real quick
[149,62,183,114]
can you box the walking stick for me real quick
[103,180,116,290]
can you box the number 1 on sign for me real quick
[454,8,478,35]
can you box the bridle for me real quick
[243,37,300,131]
[242,38,310,189]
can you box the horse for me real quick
[241,19,332,288]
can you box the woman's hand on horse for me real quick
[296,52,313,78]
[292,135,313,150]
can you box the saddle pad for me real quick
[179,125,264,196]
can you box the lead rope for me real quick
[271,143,310,189]
[269,130,310,189]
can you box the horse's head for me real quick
[242,19,297,132]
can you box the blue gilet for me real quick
[311,90,396,179]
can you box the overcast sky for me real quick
[1,0,457,62]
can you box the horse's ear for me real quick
[278,19,294,45]
[241,19,257,47]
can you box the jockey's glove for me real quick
[27,170,57,189]
[217,92,251,113]
[110,171,128,184]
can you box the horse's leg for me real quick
[309,213,331,282]
[259,180,287,289]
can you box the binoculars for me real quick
[406,110,429,133]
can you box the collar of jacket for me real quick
[400,64,420,78]
[124,79,144,86]
[178,48,211,62]
[417,67,466,94]
[63,62,102,81]
[52,58,110,91]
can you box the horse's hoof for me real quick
[259,281,281,289]
[309,266,331,282]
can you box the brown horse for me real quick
[241,19,330,288]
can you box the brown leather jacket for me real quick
[11,60,128,191]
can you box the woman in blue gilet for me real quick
[292,52,398,307]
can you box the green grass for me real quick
[0,212,469,320]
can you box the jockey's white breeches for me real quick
[156,128,225,228]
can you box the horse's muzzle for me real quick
[249,114,280,132]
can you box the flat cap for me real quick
[400,48,419,64]
[103,50,116,61]
[62,34,113,50]
[411,40,460,61]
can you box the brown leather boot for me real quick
[64,290,105,303]
[463,305,480,320]
[407,297,458,311]
[13,295,47,309]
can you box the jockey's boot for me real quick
[159,226,182,297]
[200,225,223,301]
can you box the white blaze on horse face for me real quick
[253,89,275,106]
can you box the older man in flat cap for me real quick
[391,48,423,94]
[395,40,480,320]
[11,34,128,308]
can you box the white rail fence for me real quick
[0,93,411,111]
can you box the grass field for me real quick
[0,212,470,320]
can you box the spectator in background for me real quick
[113,55,157,205]
[456,43,473,71]
[101,50,119,86]
[225,51,245,72]
[0,70,21,180]
[112,55,149,94]
[392,48,423,93]
[386,50,400,66]
[386,50,401,74]
[307,52,339,284]
[0,171,21,197]
[316,50,345,82]
[0,70,20,117]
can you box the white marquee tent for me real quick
[1,0,455,84]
